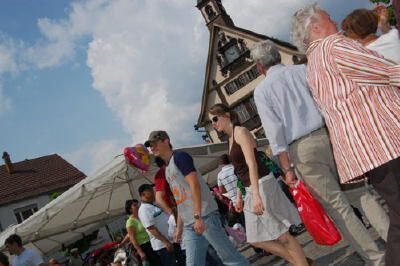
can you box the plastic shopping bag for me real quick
[290,180,341,245]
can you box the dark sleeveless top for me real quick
[229,127,270,187]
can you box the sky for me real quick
[0,0,375,176]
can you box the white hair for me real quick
[290,3,321,53]
[250,40,281,69]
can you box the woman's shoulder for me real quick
[126,216,139,226]
[234,126,253,141]
[235,126,249,135]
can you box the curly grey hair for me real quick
[291,3,321,53]
[250,40,281,70]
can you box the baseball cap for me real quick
[144,130,169,147]
[138,183,155,195]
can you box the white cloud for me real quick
[43,0,207,173]
[0,37,20,115]
[222,0,314,41]
[5,0,377,172]
[63,138,124,176]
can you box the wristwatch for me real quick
[282,164,295,175]
[194,214,201,220]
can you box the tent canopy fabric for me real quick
[0,140,268,255]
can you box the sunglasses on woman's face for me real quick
[211,116,219,123]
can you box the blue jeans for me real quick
[184,210,250,266]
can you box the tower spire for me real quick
[196,0,234,30]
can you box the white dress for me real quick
[243,172,302,243]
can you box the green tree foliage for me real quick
[49,192,62,201]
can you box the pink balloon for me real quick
[124,144,151,172]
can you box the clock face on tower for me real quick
[224,46,240,63]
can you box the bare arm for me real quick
[235,187,243,212]
[127,226,145,256]
[120,234,130,246]
[147,226,174,251]
[218,185,227,194]
[235,127,260,197]
[174,214,184,243]
[278,151,291,171]
[278,152,296,187]
[235,126,264,215]
[185,171,206,234]
[376,6,391,34]
[147,226,170,243]
[155,190,173,216]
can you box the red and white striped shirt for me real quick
[306,33,400,184]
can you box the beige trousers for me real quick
[289,127,385,266]
[344,185,389,242]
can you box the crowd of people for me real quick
[125,3,399,266]
[2,3,399,266]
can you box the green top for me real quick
[126,217,150,246]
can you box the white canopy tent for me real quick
[0,140,268,255]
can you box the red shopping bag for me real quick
[290,180,341,245]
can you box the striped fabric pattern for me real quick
[306,33,400,184]
[217,165,238,203]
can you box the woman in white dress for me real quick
[208,103,313,266]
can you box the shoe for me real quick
[289,224,306,236]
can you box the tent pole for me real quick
[104,224,114,241]
[126,171,136,199]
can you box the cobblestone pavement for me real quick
[240,187,387,265]
[241,228,384,266]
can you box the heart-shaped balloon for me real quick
[124,144,151,172]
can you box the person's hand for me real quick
[375,5,390,33]
[164,240,174,252]
[252,194,264,216]
[173,228,183,243]
[193,218,206,235]
[283,170,297,188]
[235,198,243,213]
[138,250,146,260]
[228,200,234,213]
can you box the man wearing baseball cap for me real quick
[144,131,250,266]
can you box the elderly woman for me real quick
[208,103,311,266]
[341,7,400,62]
[291,4,400,266]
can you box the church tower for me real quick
[195,0,300,143]
[196,0,234,29]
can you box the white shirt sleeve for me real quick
[217,172,223,187]
[138,205,155,229]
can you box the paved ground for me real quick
[240,228,384,266]
[239,186,387,265]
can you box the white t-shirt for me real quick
[12,248,44,266]
[167,214,185,250]
[217,165,238,203]
[138,202,170,251]
[367,28,400,63]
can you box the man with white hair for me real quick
[250,40,385,266]
[292,4,400,266]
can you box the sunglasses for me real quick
[211,116,219,123]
